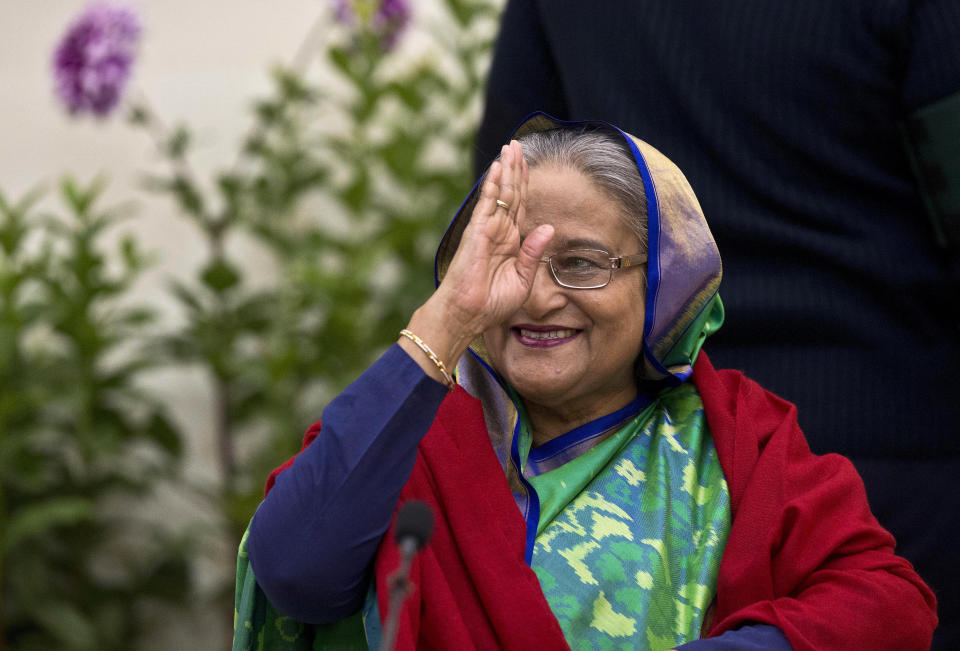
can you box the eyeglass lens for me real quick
[549,249,613,288]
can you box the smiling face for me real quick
[482,164,647,423]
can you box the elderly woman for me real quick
[233,114,936,650]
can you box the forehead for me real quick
[523,164,641,251]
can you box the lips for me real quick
[512,325,581,348]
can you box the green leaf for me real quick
[387,81,425,111]
[171,175,205,217]
[342,170,370,212]
[328,46,354,79]
[2,184,46,219]
[117,306,156,328]
[166,125,192,159]
[145,412,182,457]
[30,599,98,649]
[447,0,474,27]
[254,100,281,125]
[273,67,314,104]
[127,103,151,126]
[168,279,204,313]
[200,258,242,293]
[5,497,96,550]
[380,135,422,178]
[60,176,105,217]
[217,172,244,207]
[243,135,268,157]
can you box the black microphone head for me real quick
[395,500,434,550]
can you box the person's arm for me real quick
[678,624,792,650]
[247,345,448,624]
[248,142,555,624]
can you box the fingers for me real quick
[475,158,503,219]
[516,144,529,226]
[496,142,519,220]
[476,141,524,223]
[515,224,555,286]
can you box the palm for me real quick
[438,141,554,333]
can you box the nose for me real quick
[522,261,568,318]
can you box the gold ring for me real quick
[496,199,510,211]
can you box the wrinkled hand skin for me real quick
[399,140,554,381]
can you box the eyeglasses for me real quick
[540,249,647,289]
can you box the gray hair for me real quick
[517,127,648,252]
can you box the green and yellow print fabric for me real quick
[528,383,730,650]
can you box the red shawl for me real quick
[268,353,937,650]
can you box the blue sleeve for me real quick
[677,624,792,650]
[246,344,449,624]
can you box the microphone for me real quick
[380,500,434,651]
[394,499,434,558]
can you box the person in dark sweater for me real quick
[475,2,960,648]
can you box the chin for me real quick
[504,370,578,407]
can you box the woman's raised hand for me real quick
[400,140,554,379]
[438,140,554,331]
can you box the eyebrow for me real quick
[554,236,611,251]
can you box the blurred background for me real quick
[0,0,503,647]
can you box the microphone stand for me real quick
[379,500,433,651]
[380,536,419,651]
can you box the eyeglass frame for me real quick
[539,248,648,289]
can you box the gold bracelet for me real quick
[399,329,456,391]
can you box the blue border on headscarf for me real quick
[527,394,649,464]
[466,348,541,564]
[613,127,674,381]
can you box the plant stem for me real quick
[128,91,210,225]
[215,377,235,493]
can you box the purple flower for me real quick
[53,3,141,117]
[334,0,410,51]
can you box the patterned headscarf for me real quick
[436,112,724,386]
